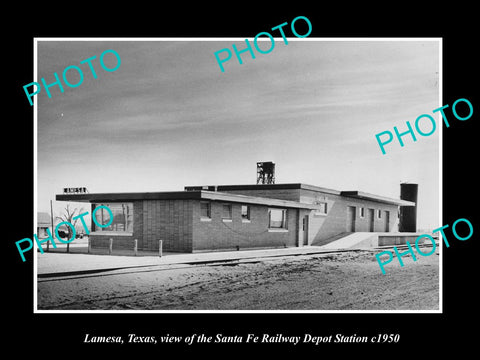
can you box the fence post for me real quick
[159,240,163,258]
[88,237,91,254]
[134,239,138,256]
[109,238,113,255]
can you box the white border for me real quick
[438,38,443,313]
[33,39,38,312]
[33,37,443,314]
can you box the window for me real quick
[377,209,382,219]
[222,204,232,220]
[359,207,365,218]
[268,208,287,229]
[314,201,328,216]
[93,203,133,233]
[200,202,211,218]
[241,205,250,221]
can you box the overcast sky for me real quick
[36,39,440,229]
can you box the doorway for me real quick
[368,208,375,232]
[347,206,356,232]
[303,215,309,245]
[384,211,390,232]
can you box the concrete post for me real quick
[134,239,138,256]
[159,240,163,258]
[109,238,113,255]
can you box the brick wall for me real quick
[134,201,143,247]
[88,189,403,253]
[192,200,299,252]
[90,200,193,252]
[220,187,401,247]
[142,199,193,252]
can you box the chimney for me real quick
[399,183,418,232]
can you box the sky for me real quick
[36,39,440,229]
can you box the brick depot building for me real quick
[56,183,414,253]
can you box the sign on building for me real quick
[63,187,88,194]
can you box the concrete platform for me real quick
[318,232,437,250]
[36,245,371,277]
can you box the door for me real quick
[384,211,390,232]
[303,215,309,245]
[347,206,356,232]
[368,208,375,232]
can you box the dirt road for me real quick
[37,250,439,311]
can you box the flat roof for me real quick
[200,191,323,210]
[56,183,413,207]
[185,183,411,204]
[56,191,202,202]
[340,191,415,206]
[56,190,323,210]
[185,183,342,195]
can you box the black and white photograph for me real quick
[33,38,441,312]
[6,6,478,355]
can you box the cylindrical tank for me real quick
[399,183,418,232]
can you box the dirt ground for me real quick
[37,250,439,311]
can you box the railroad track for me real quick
[37,243,440,283]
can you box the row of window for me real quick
[201,202,252,220]
[358,207,384,219]
[200,202,288,229]
[91,202,389,235]
[91,202,289,233]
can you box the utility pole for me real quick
[49,199,54,252]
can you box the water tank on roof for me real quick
[257,161,275,184]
